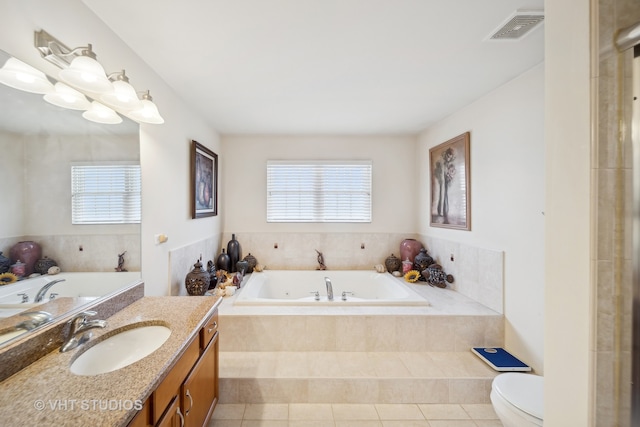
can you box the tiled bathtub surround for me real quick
[219,232,504,313]
[169,235,222,295]
[0,234,141,273]
[420,236,504,314]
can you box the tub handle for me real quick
[309,291,320,301]
[342,291,353,301]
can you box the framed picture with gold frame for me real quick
[429,132,470,230]
[191,140,217,218]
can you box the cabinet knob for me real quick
[208,321,217,333]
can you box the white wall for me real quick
[222,134,417,234]
[0,0,222,295]
[417,64,545,372]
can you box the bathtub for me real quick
[234,270,430,306]
[0,271,141,314]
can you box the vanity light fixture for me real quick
[34,29,163,125]
[127,90,165,124]
[44,82,91,110]
[82,101,123,124]
[0,57,54,94]
[100,70,142,110]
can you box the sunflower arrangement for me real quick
[403,270,420,283]
[0,272,18,285]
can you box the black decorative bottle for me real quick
[215,249,231,272]
[226,234,242,273]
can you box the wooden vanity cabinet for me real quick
[128,309,219,427]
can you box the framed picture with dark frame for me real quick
[191,140,218,218]
[429,132,470,230]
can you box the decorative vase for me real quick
[236,259,249,276]
[206,260,217,290]
[226,234,242,273]
[243,253,257,274]
[34,257,58,275]
[0,252,11,274]
[215,249,231,272]
[9,241,42,276]
[413,248,434,272]
[384,253,401,273]
[399,238,422,264]
[185,259,210,296]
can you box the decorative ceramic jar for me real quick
[9,241,42,276]
[243,253,257,273]
[421,264,454,288]
[206,260,217,290]
[236,259,249,275]
[384,253,401,273]
[413,248,434,273]
[10,260,26,278]
[399,238,422,264]
[34,257,58,275]
[185,259,210,296]
[402,258,413,274]
[215,249,231,272]
[226,234,242,273]
[0,252,11,274]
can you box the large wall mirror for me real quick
[0,49,141,347]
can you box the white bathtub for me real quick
[234,270,430,306]
[0,272,140,306]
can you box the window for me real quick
[267,160,372,222]
[71,163,141,224]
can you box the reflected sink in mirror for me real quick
[70,324,171,376]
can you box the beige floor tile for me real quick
[241,421,288,427]
[375,404,425,420]
[209,420,242,427]
[307,352,343,377]
[332,403,379,420]
[289,403,334,420]
[336,421,383,427]
[427,421,478,427]
[460,404,498,420]
[418,404,470,420]
[338,352,378,377]
[288,421,335,427]
[398,352,446,377]
[369,352,413,378]
[212,403,246,420]
[381,421,430,427]
[474,421,504,427]
[244,404,289,420]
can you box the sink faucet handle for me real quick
[309,291,320,301]
[79,310,97,317]
[17,293,29,303]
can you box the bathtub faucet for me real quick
[324,277,334,301]
[34,279,66,303]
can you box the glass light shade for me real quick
[127,99,165,124]
[82,101,122,124]
[44,82,91,110]
[58,56,113,93]
[100,79,142,110]
[0,57,54,94]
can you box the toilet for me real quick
[490,372,544,426]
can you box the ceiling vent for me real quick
[488,10,544,40]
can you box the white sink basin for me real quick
[70,325,171,376]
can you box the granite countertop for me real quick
[0,295,221,427]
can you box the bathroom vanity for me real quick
[0,295,221,427]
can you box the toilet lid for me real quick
[492,373,544,419]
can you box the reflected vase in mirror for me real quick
[9,241,41,276]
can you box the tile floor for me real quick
[209,403,503,426]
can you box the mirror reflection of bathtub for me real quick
[0,47,141,348]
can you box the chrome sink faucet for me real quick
[324,277,334,301]
[34,279,66,303]
[60,310,107,353]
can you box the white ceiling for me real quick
[84,0,544,135]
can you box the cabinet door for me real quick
[182,331,219,427]
[156,396,184,427]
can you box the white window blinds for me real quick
[71,163,141,224]
[267,160,372,223]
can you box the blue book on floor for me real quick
[471,347,532,372]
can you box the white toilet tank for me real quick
[491,372,544,426]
